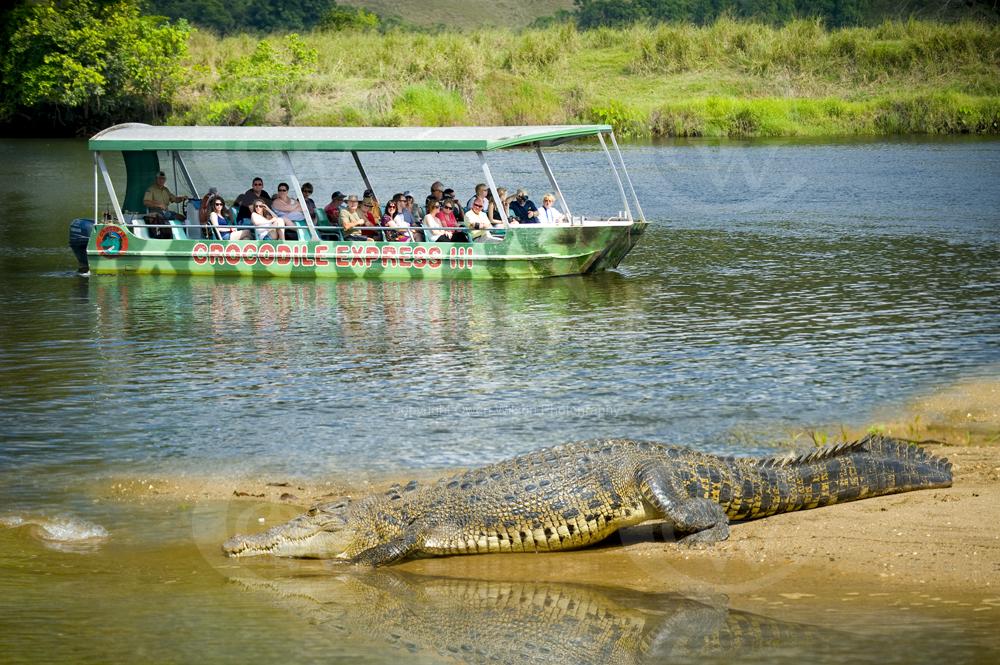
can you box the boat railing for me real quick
[123,216,636,241]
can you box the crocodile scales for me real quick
[222,434,952,565]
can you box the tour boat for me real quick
[69,124,647,279]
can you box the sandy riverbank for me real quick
[100,378,1000,618]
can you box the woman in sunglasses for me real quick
[208,195,251,241]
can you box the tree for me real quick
[203,34,318,125]
[0,0,189,133]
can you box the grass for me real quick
[174,18,1000,137]
[335,0,574,28]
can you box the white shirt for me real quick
[538,204,565,224]
[463,208,493,239]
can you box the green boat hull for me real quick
[88,222,647,279]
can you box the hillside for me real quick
[339,0,573,27]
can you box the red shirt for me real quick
[435,209,458,228]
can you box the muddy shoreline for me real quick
[98,379,1000,618]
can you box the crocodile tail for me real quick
[736,434,952,519]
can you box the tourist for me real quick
[487,187,517,226]
[429,181,445,204]
[422,200,447,242]
[237,177,271,208]
[536,193,566,224]
[360,196,383,240]
[436,198,469,242]
[250,199,287,241]
[300,182,316,216]
[509,188,538,223]
[143,171,188,239]
[407,192,423,224]
[340,195,372,242]
[465,197,501,243]
[322,191,346,240]
[465,183,488,211]
[208,195,251,240]
[442,189,464,223]
[382,200,411,242]
[272,182,305,220]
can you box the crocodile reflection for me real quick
[229,570,834,664]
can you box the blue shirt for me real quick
[509,199,538,223]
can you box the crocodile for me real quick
[222,434,952,565]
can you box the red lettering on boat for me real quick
[192,242,208,265]
[208,243,225,265]
[428,245,442,269]
[335,245,351,267]
[276,244,292,266]
[225,243,241,266]
[242,243,257,266]
[381,245,397,267]
[315,245,329,266]
[412,245,427,269]
[350,245,367,268]
[258,244,274,266]
[397,245,412,268]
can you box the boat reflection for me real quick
[228,569,834,664]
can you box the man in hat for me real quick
[143,171,189,239]
[509,188,538,223]
[324,191,346,220]
[339,195,372,242]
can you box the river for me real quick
[0,136,997,663]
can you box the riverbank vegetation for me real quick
[176,18,999,137]
[1,0,997,137]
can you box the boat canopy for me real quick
[89,124,615,153]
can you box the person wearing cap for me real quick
[339,195,373,242]
[429,181,445,202]
[143,171,188,239]
[143,171,188,214]
[360,195,383,240]
[324,191,346,220]
[537,193,566,224]
[509,188,538,223]
[464,197,501,243]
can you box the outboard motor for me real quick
[68,218,95,274]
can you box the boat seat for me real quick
[168,217,188,240]
[314,209,342,241]
[128,213,150,240]
[294,219,313,241]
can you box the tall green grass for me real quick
[175,19,1000,137]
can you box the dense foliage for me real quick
[178,34,319,125]
[147,0,380,34]
[572,0,1000,28]
[0,0,189,133]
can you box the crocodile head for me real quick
[222,497,356,559]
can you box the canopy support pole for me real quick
[535,145,572,221]
[476,150,509,228]
[281,150,319,241]
[96,153,126,225]
[351,151,374,199]
[171,151,198,198]
[597,132,633,222]
[93,154,99,223]
[608,131,645,222]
